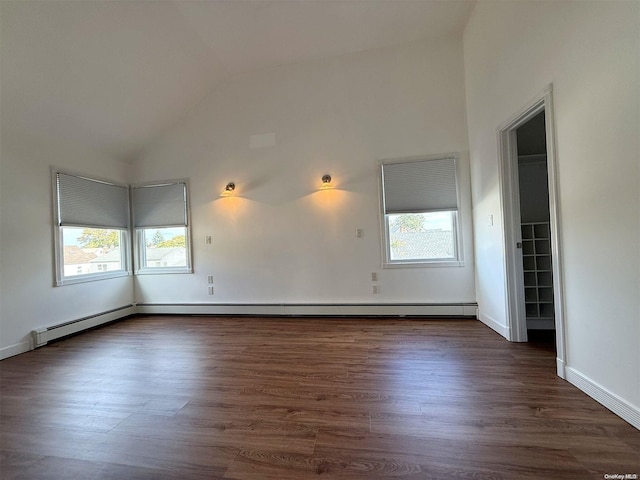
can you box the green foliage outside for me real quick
[77,228,185,250]
[77,228,119,249]
[151,230,164,245]
[390,214,425,232]
[156,235,186,248]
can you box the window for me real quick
[380,155,462,267]
[53,171,130,285]
[132,181,192,274]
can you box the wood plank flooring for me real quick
[1,316,638,479]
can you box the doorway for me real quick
[498,86,566,378]
[516,112,554,338]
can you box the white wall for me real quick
[0,129,134,357]
[133,37,476,308]
[464,1,639,412]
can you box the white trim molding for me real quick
[0,340,33,360]
[496,85,567,367]
[477,311,510,339]
[565,367,640,430]
[136,302,478,318]
[7,304,639,432]
[4,302,475,360]
[556,357,566,380]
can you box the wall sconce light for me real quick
[320,174,333,190]
[221,182,235,197]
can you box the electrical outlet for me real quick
[371,272,377,282]
[206,235,212,244]
[356,228,364,238]
[207,275,214,284]
[372,285,379,294]
[208,286,214,295]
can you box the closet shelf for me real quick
[521,222,554,323]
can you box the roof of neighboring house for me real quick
[145,247,184,261]
[63,246,97,264]
[90,249,121,263]
[82,248,104,256]
[89,247,184,263]
[390,230,454,260]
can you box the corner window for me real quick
[132,181,192,274]
[53,171,130,285]
[380,155,462,267]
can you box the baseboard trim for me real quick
[7,303,639,431]
[556,357,566,379]
[5,302,476,359]
[135,302,478,318]
[477,311,510,339]
[0,340,32,360]
[565,366,640,430]
[31,304,136,348]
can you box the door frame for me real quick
[497,84,566,378]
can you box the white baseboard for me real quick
[0,340,32,360]
[565,366,640,430]
[6,303,639,431]
[556,357,566,379]
[477,311,510,339]
[3,303,475,360]
[135,302,478,318]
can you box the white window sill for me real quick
[56,270,130,286]
[383,260,464,269]
[135,267,193,275]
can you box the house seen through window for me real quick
[387,211,456,261]
[140,227,188,269]
[61,227,124,277]
[54,171,130,285]
[132,181,192,274]
[53,170,192,285]
[380,155,462,266]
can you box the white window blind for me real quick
[132,182,188,228]
[382,157,458,214]
[56,172,129,228]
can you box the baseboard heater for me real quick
[30,302,477,349]
[31,304,135,348]
[135,302,478,318]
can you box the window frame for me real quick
[52,169,131,286]
[131,180,193,275]
[379,154,464,268]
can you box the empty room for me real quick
[1,1,638,478]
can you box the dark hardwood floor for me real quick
[1,316,638,479]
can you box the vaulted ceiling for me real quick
[1,0,475,162]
